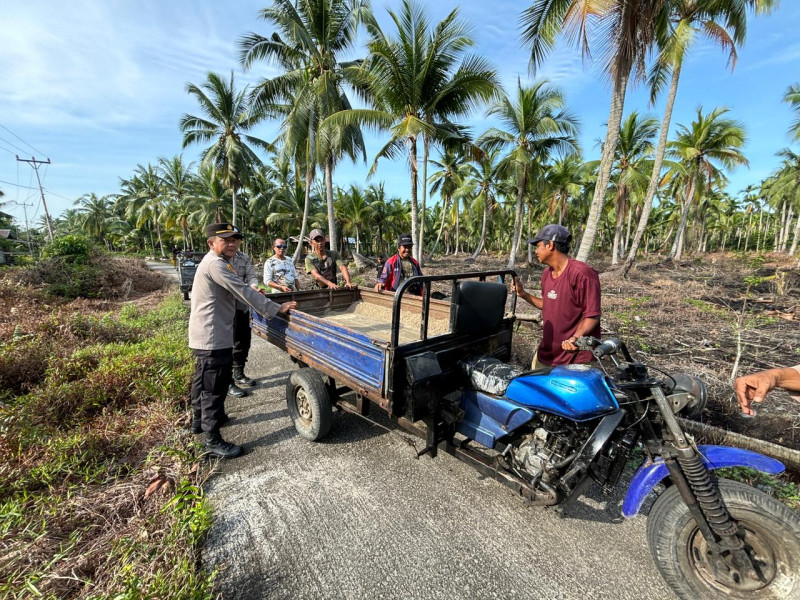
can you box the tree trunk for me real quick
[576,68,630,263]
[428,193,450,259]
[669,175,696,261]
[419,135,429,267]
[756,207,763,252]
[154,214,166,258]
[232,187,238,228]
[506,167,527,269]
[621,63,681,276]
[622,205,632,259]
[409,136,420,261]
[293,162,313,266]
[454,197,460,256]
[526,204,533,264]
[789,212,800,256]
[611,191,626,266]
[472,194,488,259]
[325,158,337,251]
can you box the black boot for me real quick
[204,431,243,459]
[233,366,256,387]
[228,383,248,398]
[189,409,202,434]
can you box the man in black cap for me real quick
[511,224,601,367]
[305,228,355,289]
[189,222,296,458]
[374,232,423,295]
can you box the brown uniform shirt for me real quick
[189,251,281,350]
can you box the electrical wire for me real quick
[0,123,46,156]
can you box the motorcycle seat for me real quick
[460,355,524,396]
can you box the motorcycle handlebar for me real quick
[574,336,628,360]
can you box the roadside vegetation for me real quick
[0,240,214,599]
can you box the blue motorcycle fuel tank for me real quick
[504,365,619,422]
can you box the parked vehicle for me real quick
[177,251,205,300]
[252,271,800,600]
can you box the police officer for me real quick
[189,222,296,458]
[229,238,260,398]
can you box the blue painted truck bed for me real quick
[251,274,517,420]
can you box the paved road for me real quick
[148,260,675,599]
[200,336,676,600]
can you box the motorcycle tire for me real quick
[647,477,800,599]
[286,368,333,442]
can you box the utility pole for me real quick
[8,200,34,254]
[16,155,54,242]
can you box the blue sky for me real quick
[1,0,799,228]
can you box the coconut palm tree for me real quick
[621,0,774,276]
[159,155,195,249]
[765,149,800,255]
[74,193,115,244]
[239,0,370,252]
[189,165,232,227]
[326,0,498,260]
[120,164,168,258]
[180,71,271,227]
[460,148,509,259]
[608,111,659,265]
[478,79,578,269]
[520,0,665,262]
[667,107,748,261]
[544,152,585,226]
[336,185,374,254]
[428,147,471,257]
[785,83,800,142]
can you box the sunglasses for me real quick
[274,244,287,249]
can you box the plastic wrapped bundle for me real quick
[460,355,523,396]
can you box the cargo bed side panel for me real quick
[252,311,387,397]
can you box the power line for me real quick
[0,178,39,190]
[0,140,16,155]
[0,123,45,156]
[0,134,32,156]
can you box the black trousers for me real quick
[232,309,252,369]
[190,348,232,433]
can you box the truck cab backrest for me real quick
[452,281,507,335]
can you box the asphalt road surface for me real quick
[201,344,676,600]
[148,261,676,599]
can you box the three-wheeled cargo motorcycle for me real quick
[252,270,800,599]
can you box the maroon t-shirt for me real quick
[538,258,602,366]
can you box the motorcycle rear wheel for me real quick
[647,478,800,599]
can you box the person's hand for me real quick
[327,282,340,290]
[344,282,356,290]
[734,370,781,417]
[561,336,579,352]
[278,301,297,314]
[280,284,293,293]
[511,276,525,295]
[374,282,385,293]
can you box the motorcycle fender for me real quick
[621,444,785,518]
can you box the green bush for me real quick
[41,234,93,263]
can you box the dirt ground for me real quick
[323,250,800,453]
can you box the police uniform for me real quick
[189,223,282,457]
[230,250,259,389]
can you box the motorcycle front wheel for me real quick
[647,478,800,599]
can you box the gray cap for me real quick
[308,228,326,241]
[528,224,571,246]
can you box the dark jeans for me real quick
[190,348,233,433]
[233,309,252,369]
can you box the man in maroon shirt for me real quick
[511,224,601,367]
